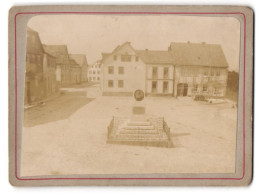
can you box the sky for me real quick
[28,14,241,71]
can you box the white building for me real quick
[100,42,146,95]
[88,60,101,83]
[100,41,228,97]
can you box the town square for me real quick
[21,14,240,177]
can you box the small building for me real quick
[69,58,82,84]
[25,27,60,105]
[43,45,71,87]
[88,60,101,83]
[101,42,146,95]
[69,54,88,82]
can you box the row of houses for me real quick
[100,41,229,97]
[25,27,88,105]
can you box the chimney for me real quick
[145,49,149,52]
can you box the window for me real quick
[30,55,36,63]
[113,55,117,61]
[97,70,100,74]
[163,67,169,78]
[37,55,41,65]
[93,70,96,74]
[163,81,168,93]
[203,84,208,92]
[152,81,157,93]
[210,69,214,76]
[216,70,220,76]
[204,70,208,76]
[93,77,96,81]
[108,66,114,74]
[135,56,139,62]
[193,84,198,92]
[89,70,92,74]
[118,67,124,74]
[108,80,113,87]
[97,77,100,81]
[152,67,158,79]
[118,80,124,88]
[214,87,219,92]
[121,55,131,62]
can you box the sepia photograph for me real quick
[19,13,242,177]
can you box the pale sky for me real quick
[28,14,241,71]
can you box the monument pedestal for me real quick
[106,90,173,148]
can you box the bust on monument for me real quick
[132,89,146,121]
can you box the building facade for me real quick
[25,27,60,105]
[100,41,228,98]
[101,42,146,95]
[88,60,101,83]
[70,54,88,82]
[43,45,71,87]
[69,58,82,84]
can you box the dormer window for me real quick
[135,56,139,62]
[113,55,117,61]
[121,55,131,62]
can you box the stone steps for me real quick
[123,125,155,130]
[119,129,159,134]
[127,121,151,126]
[116,133,168,140]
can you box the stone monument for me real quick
[107,90,173,148]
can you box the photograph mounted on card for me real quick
[8,5,253,186]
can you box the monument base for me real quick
[107,116,173,148]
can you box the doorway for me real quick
[177,83,188,96]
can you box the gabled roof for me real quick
[69,54,87,67]
[43,45,68,56]
[101,41,228,68]
[101,41,136,63]
[43,45,70,64]
[26,27,44,55]
[169,42,228,67]
[69,58,81,68]
[135,50,175,64]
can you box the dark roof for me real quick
[69,54,87,67]
[136,50,175,64]
[169,42,228,67]
[26,27,44,54]
[69,58,81,68]
[101,42,134,62]
[101,41,228,68]
[43,45,70,64]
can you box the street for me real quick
[21,91,237,176]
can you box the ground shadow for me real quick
[23,93,94,127]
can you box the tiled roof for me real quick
[69,59,81,68]
[101,41,228,68]
[43,45,70,64]
[69,54,87,67]
[26,27,44,55]
[169,42,228,67]
[135,50,175,64]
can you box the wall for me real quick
[174,66,228,97]
[102,44,146,95]
[146,65,174,95]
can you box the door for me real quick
[177,83,188,96]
